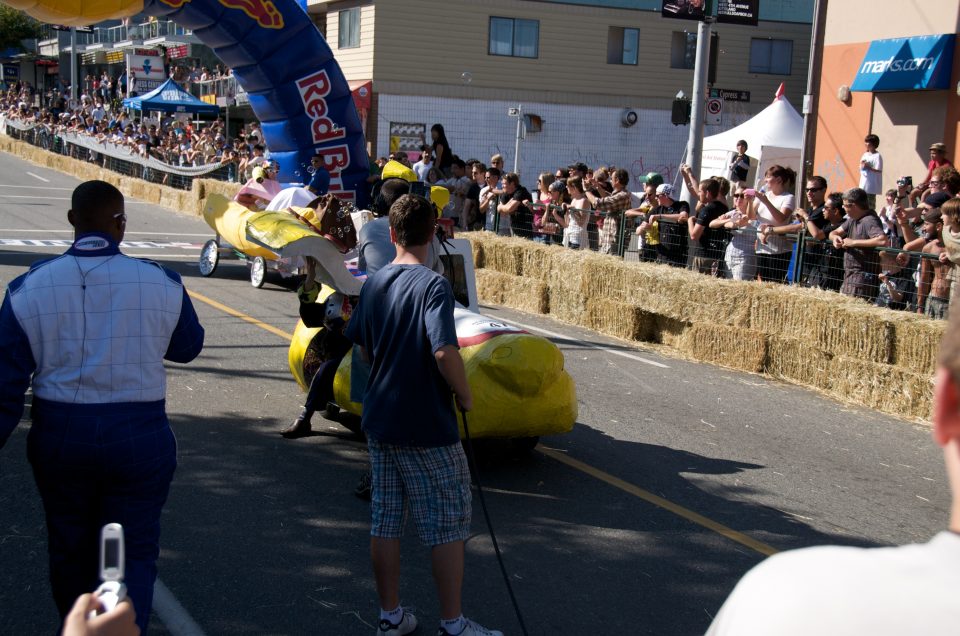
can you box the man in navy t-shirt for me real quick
[345,195,501,636]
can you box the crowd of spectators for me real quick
[2,79,269,183]
[386,125,960,319]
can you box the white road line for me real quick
[500,317,671,369]
[0,229,213,237]
[0,183,69,190]
[153,579,208,636]
[25,172,51,183]
[0,195,70,200]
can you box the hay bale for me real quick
[890,314,945,375]
[828,356,933,421]
[653,315,691,349]
[765,336,833,390]
[475,269,548,314]
[682,323,768,373]
[546,247,590,325]
[481,240,524,276]
[466,235,485,269]
[585,298,657,342]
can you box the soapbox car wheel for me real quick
[198,240,219,277]
[250,256,266,288]
[510,436,540,455]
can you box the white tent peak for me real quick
[702,95,803,156]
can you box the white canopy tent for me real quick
[700,90,804,188]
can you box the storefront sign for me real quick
[851,34,955,92]
[716,0,759,26]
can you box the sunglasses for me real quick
[733,193,745,199]
[112,212,127,223]
[805,187,824,192]
[930,181,942,186]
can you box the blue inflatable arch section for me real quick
[144,0,369,206]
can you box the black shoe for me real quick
[354,470,372,500]
[281,410,313,438]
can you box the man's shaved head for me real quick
[69,180,125,240]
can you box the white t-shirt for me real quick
[481,185,510,236]
[413,159,433,181]
[859,150,883,195]
[706,532,960,636]
[755,192,795,254]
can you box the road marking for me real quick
[538,446,778,557]
[0,238,200,249]
[0,183,67,190]
[0,195,70,200]
[0,229,214,237]
[187,289,295,341]
[186,290,776,557]
[25,172,50,183]
[497,317,670,369]
[153,579,208,636]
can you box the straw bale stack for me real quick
[828,356,933,421]
[585,298,657,342]
[475,269,549,314]
[890,314,945,375]
[546,247,589,324]
[480,238,525,277]
[653,315,691,348]
[765,336,833,390]
[682,324,768,373]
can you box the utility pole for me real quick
[69,27,78,103]
[798,0,828,195]
[512,104,523,176]
[682,17,713,206]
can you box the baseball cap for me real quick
[924,192,951,209]
[923,209,942,224]
[930,142,947,152]
[656,183,674,197]
[640,172,664,188]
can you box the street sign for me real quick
[710,88,751,102]
[706,98,722,124]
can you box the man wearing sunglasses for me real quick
[0,180,205,634]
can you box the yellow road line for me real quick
[188,287,778,558]
[187,289,295,341]
[538,446,778,556]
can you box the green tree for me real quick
[0,7,42,52]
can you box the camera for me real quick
[897,176,912,188]
[89,523,127,617]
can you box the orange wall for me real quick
[812,43,873,192]
[945,39,960,160]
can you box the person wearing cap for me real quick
[645,182,690,267]
[918,209,953,320]
[829,188,888,301]
[922,143,953,192]
[706,310,960,635]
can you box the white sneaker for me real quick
[377,609,418,636]
[437,617,503,636]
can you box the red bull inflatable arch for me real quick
[5,0,371,206]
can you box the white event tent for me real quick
[700,85,804,188]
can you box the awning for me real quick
[851,34,955,92]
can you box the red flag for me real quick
[774,83,785,101]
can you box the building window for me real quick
[489,17,539,58]
[749,38,793,75]
[607,27,639,65]
[670,32,697,69]
[338,7,360,49]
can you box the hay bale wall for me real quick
[465,232,940,422]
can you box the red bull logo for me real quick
[158,0,284,29]
[297,69,352,201]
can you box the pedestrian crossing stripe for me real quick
[0,238,201,249]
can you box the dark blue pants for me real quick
[27,399,177,635]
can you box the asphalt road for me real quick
[0,150,950,635]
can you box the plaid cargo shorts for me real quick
[368,439,472,546]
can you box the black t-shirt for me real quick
[655,199,690,257]
[689,199,729,259]
[807,203,827,230]
[501,186,533,236]
[467,182,481,206]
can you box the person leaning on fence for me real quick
[829,188,888,301]
[584,168,631,255]
[497,172,533,238]
[917,209,953,320]
[645,183,690,267]
[551,177,591,250]
[801,190,846,292]
[939,199,960,314]
[481,167,508,235]
[710,183,757,281]
[687,178,729,275]
[754,165,798,283]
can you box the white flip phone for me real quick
[90,523,127,617]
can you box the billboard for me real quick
[126,53,165,94]
[716,0,759,26]
[661,0,706,21]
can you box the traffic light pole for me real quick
[682,18,713,207]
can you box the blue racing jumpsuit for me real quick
[0,232,204,633]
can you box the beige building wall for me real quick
[312,0,811,112]
[824,0,960,45]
